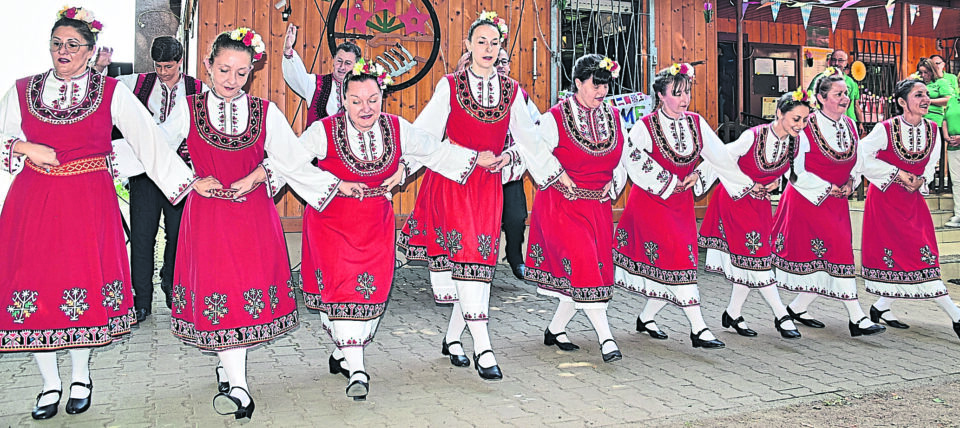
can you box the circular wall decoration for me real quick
[326,0,441,92]
[850,61,867,82]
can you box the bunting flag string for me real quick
[932,6,942,29]
[856,7,868,32]
[829,7,841,31]
[771,1,781,22]
[801,4,812,29]
[885,2,895,27]
[909,4,918,25]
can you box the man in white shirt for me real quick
[281,23,361,128]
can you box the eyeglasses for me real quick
[50,40,93,53]
[494,58,510,67]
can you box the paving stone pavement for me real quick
[3,249,960,427]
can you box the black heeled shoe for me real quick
[473,350,503,380]
[213,386,255,420]
[441,339,470,367]
[721,311,758,337]
[869,306,910,329]
[215,364,229,393]
[690,328,725,349]
[31,389,61,420]
[787,306,825,328]
[600,339,622,363]
[849,316,886,337]
[328,355,350,378]
[544,328,580,351]
[346,371,370,401]
[64,380,92,415]
[636,317,668,339]
[774,315,802,339]
[953,321,960,340]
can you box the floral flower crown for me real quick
[227,27,265,62]
[597,57,620,79]
[478,11,509,40]
[669,63,695,79]
[822,66,842,77]
[908,72,922,81]
[58,6,103,33]
[351,58,394,90]
[790,88,814,107]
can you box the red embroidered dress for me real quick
[614,111,707,307]
[525,98,624,304]
[771,112,861,300]
[699,125,796,288]
[860,117,946,299]
[170,93,299,351]
[0,70,195,352]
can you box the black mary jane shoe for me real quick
[64,380,92,415]
[636,317,668,340]
[441,339,470,368]
[869,306,910,329]
[953,321,960,340]
[690,329,725,349]
[328,355,350,378]
[346,371,370,401]
[774,315,802,339]
[600,339,622,363]
[544,328,580,351]
[849,317,886,337]
[31,389,61,420]
[721,311,758,337]
[213,386,255,421]
[215,364,229,393]
[787,306,825,329]
[473,350,503,380]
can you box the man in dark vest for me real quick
[106,36,206,322]
[281,23,361,127]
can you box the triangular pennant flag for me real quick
[771,1,781,22]
[933,7,943,29]
[801,4,813,29]
[741,1,750,20]
[910,4,918,25]
[885,3,895,27]
[830,7,841,32]
[856,7,868,32]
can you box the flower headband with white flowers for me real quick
[669,63,695,79]
[478,11,509,40]
[790,87,815,108]
[597,57,620,79]
[227,27,265,62]
[352,58,394,90]
[58,6,103,33]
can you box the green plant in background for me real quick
[114,178,128,200]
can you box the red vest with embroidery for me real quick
[801,113,859,186]
[445,71,518,154]
[737,124,796,185]
[306,73,336,127]
[640,111,703,178]
[876,117,938,176]
[549,100,624,189]
[315,112,401,186]
[185,93,268,185]
[17,72,116,163]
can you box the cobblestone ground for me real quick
[3,242,960,426]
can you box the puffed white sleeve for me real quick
[281,50,318,106]
[298,119,330,161]
[622,123,678,199]
[112,84,196,203]
[921,129,942,195]
[263,102,340,211]
[510,111,562,189]
[791,133,834,205]
[857,124,899,192]
[608,116,632,198]
[399,117,478,184]
[115,73,139,91]
[407,79,453,177]
[509,94,564,188]
[0,85,26,175]
[700,127,755,200]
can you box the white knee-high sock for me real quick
[789,292,818,313]
[935,295,960,322]
[218,348,250,405]
[873,297,893,311]
[342,347,366,383]
[547,301,577,341]
[445,302,467,355]
[638,299,668,331]
[68,349,91,399]
[842,300,869,324]
[725,284,751,318]
[758,286,795,330]
[682,306,716,340]
[34,352,61,406]
[583,306,616,352]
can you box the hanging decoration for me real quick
[829,7,841,32]
[704,2,714,23]
[856,7,868,32]
[932,6,942,29]
[771,1,781,22]
[801,4,812,29]
[885,2,895,27]
[909,4,918,25]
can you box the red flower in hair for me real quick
[91,21,103,31]
[64,7,77,19]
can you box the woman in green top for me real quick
[917,58,954,126]
[943,69,960,228]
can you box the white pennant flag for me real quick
[856,7,868,32]
[830,7,841,32]
[885,3,895,27]
[771,1,781,22]
[933,7,943,29]
[801,4,813,29]
[910,4,918,25]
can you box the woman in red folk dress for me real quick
[771,71,884,337]
[859,77,960,340]
[613,64,726,349]
[162,29,339,420]
[398,11,555,380]
[0,7,195,420]
[299,61,493,400]
[698,91,810,339]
